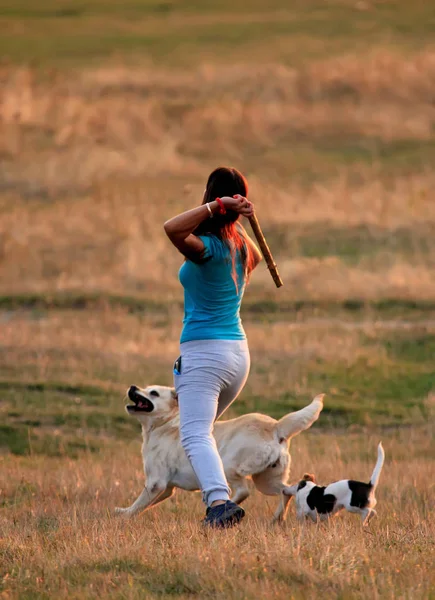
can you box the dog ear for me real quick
[170,388,178,403]
[303,473,316,482]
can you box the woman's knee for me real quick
[180,425,215,454]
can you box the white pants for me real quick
[174,339,250,506]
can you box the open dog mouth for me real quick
[126,385,154,413]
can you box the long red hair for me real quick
[194,167,256,291]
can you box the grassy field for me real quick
[1,1,435,598]
[1,429,434,599]
[1,0,435,66]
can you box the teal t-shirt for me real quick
[179,235,246,343]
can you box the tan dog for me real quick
[115,385,324,522]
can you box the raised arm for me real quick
[163,202,216,260]
[164,196,254,260]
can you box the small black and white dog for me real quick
[285,442,384,524]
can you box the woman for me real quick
[164,166,262,528]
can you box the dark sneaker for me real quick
[203,501,245,529]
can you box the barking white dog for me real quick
[115,385,324,522]
[285,442,384,524]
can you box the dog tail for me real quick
[369,442,385,489]
[274,394,324,441]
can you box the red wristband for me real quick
[215,197,226,214]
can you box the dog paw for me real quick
[114,507,131,519]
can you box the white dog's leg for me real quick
[229,477,250,505]
[271,489,293,523]
[149,486,175,508]
[361,507,376,525]
[308,510,318,523]
[115,482,168,519]
[319,513,331,522]
[367,509,377,523]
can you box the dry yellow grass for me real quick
[1,305,433,435]
[1,171,435,301]
[2,51,435,194]
[1,428,434,599]
[1,50,435,302]
[1,25,435,598]
[0,306,385,392]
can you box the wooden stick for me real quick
[248,214,283,288]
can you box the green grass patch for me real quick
[0,379,109,396]
[243,298,435,322]
[0,424,31,455]
[1,0,434,66]
[315,138,435,171]
[0,292,171,314]
[382,332,435,362]
[2,293,435,321]
[306,359,433,426]
[249,137,435,185]
[0,0,176,18]
[62,558,230,596]
[263,222,435,266]
[1,305,434,456]
[0,423,100,457]
[0,381,138,456]
[237,335,434,427]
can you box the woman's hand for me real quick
[220,195,254,218]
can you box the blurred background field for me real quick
[0,1,434,598]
